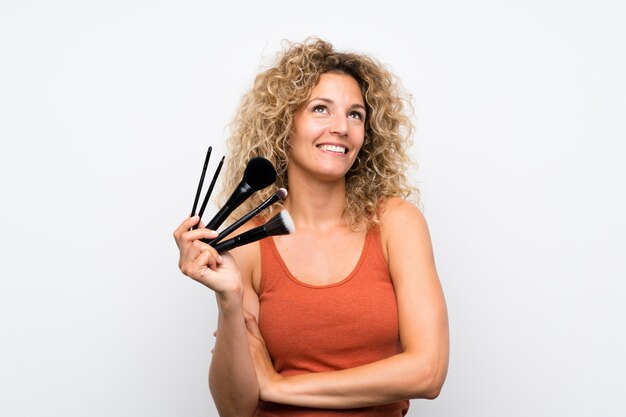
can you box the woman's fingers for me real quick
[195,247,221,271]
[183,233,218,265]
[174,216,218,244]
[174,215,220,271]
[187,249,216,277]
[183,227,219,246]
[173,215,200,244]
[244,311,263,339]
[242,312,280,398]
[174,216,243,294]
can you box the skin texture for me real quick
[173,73,449,416]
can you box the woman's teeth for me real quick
[317,144,347,154]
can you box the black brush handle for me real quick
[208,193,280,246]
[212,225,267,253]
[190,146,212,217]
[206,181,253,231]
[194,156,224,229]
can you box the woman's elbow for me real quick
[409,361,447,400]
[422,381,443,400]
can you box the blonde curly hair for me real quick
[219,38,418,230]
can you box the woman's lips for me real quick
[316,144,347,154]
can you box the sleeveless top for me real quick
[254,228,410,416]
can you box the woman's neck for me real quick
[284,174,348,233]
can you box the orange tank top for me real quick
[254,228,410,416]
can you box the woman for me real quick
[173,38,449,416]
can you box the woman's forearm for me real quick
[209,295,259,417]
[266,351,447,409]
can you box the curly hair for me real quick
[218,38,418,230]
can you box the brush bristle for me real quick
[276,188,288,202]
[265,210,295,237]
[243,157,277,190]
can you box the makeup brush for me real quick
[212,210,295,254]
[206,188,288,246]
[190,146,212,217]
[195,155,225,229]
[205,157,277,231]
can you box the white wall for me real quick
[1,1,624,416]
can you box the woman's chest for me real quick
[273,229,367,286]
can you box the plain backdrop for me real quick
[1,1,625,416]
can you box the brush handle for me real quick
[212,225,267,253]
[209,194,280,245]
[194,156,224,230]
[190,146,211,217]
[206,181,253,231]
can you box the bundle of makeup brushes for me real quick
[189,146,294,254]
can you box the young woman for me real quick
[173,38,449,417]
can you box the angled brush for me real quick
[212,210,295,253]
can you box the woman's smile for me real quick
[316,143,348,154]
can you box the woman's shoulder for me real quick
[378,197,429,258]
[379,196,425,228]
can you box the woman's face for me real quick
[288,72,366,183]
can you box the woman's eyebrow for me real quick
[308,97,366,111]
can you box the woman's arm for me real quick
[174,216,261,417]
[245,198,449,408]
[209,238,262,417]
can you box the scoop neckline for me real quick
[267,230,371,289]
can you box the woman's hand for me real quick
[244,311,283,401]
[173,216,243,299]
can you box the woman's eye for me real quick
[348,111,364,120]
[312,105,327,113]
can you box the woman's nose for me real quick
[330,115,348,136]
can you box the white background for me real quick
[1,1,625,416]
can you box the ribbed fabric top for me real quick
[254,228,409,416]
